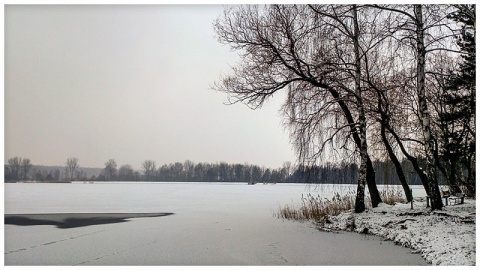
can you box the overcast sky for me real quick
[4,4,296,170]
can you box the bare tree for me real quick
[307,4,373,212]
[214,5,383,210]
[282,161,292,178]
[103,159,117,181]
[65,157,79,181]
[357,7,420,201]
[214,4,467,210]
[8,156,22,180]
[20,158,32,180]
[142,160,156,181]
[366,4,461,210]
[413,4,443,210]
[352,4,369,212]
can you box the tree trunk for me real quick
[309,5,382,208]
[325,86,382,207]
[372,73,413,202]
[352,4,368,213]
[386,122,430,194]
[380,120,413,202]
[448,161,462,194]
[415,5,442,210]
[465,155,475,196]
[366,156,382,207]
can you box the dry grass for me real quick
[276,188,407,224]
[275,191,356,223]
[380,189,407,205]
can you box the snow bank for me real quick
[319,198,476,265]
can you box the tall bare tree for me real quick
[357,6,420,202]
[413,4,443,210]
[142,160,156,181]
[351,4,369,212]
[65,157,79,181]
[307,4,374,212]
[20,158,32,180]
[214,5,383,211]
[282,161,292,178]
[8,156,22,180]
[367,4,461,210]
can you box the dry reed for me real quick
[276,191,356,223]
[276,188,407,223]
[380,189,407,205]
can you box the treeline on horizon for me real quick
[5,156,441,186]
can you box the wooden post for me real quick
[410,188,413,210]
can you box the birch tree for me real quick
[214,5,383,211]
[413,5,443,210]
[351,5,369,212]
[368,4,462,210]
[307,4,372,212]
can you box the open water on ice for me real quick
[4,182,428,265]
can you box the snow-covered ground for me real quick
[319,198,476,265]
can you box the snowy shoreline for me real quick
[316,198,476,265]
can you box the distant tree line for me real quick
[4,156,88,182]
[91,159,293,183]
[5,156,447,186]
[298,159,449,186]
[4,157,32,181]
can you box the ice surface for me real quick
[4,182,428,265]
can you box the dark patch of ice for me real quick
[4,213,174,229]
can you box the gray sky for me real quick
[4,4,296,170]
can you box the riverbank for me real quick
[317,198,476,265]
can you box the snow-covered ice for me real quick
[4,182,429,265]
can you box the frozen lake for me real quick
[4,182,428,265]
